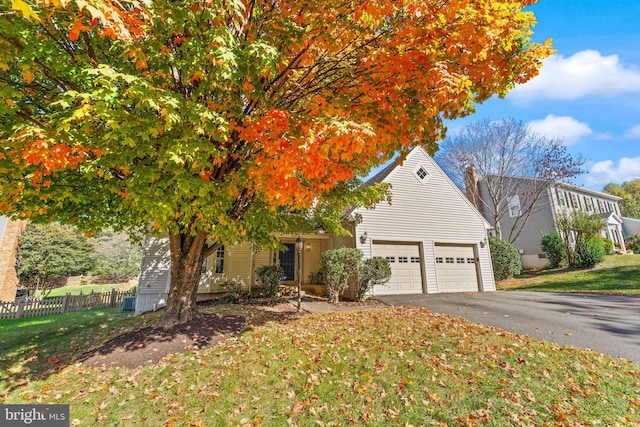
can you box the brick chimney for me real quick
[464,165,484,215]
[0,218,27,302]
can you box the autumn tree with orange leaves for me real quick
[0,0,552,326]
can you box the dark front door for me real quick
[279,243,296,281]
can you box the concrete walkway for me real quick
[286,296,386,314]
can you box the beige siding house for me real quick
[475,177,626,269]
[136,147,495,314]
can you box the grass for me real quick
[41,283,135,298]
[498,254,640,294]
[0,307,161,397]
[2,304,640,425]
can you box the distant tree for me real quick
[89,229,142,282]
[18,223,95,297]
[436,118,585,243]
[603,179,640,219]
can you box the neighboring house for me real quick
[470,176,626,269]
[136,147,495,314]
[0,216,26,302]
[622,216,640,239]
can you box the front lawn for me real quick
[42,283,136,298]
[2,305,639,425]
[499,254,640,294]
[0,307,160,397]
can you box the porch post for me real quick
[296,236,303,313]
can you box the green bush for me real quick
[221,280,247,303]
[320,248,362,303]
[355,257,392,301]
[591,235,614,255]
[489,237,521,281]
[540,231,566,268]
[575,236,606,269]
[255,265,285,298]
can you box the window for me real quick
[413,164,430,184]
[556,189,566,207]
[467,258,476,264]
[456,257,465,264]
[508,195,521,217]
[386,256,396,263]
[597,199,605,213]
[445,257,454,264]
[570,193,580,209]
[214,246,225,273]
[398,256,408,263]
[416,166,428,180]
[435,257,443,263]
[411,257,420,263]
[585,197,594,212]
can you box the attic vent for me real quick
[416,166,428,180]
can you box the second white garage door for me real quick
[371,243,423,295]
[434,245,479,292]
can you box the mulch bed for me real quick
[79,313,246,369]
[79,297,385,369]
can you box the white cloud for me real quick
[624,124,640,139]
[585,157,640,186]
[527,115,593,145]
[510,50,640,102]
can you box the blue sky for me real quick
[442,0,640,191]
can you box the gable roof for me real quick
[365,160,398,185]
[600,211,623,225]
[480,174,622,201]
[350,147,491,228]
[555,182,622,201]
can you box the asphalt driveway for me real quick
[376,291,640,364]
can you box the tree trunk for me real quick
[159,230,210,329]
[493,216,502,240]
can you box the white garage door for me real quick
[434,245,479,292]
[371,244,423,295]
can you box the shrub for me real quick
[255,265,285,298]
[540,231,566,268]
[320,248,362,303]
[355,257,392,301]
[489,237,521,281]
[575,236,606,269]
[221,280,247,303]
[555,210,605,267]
[627,234,640,253]
[592,235,614,255]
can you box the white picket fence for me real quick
[0,288,136,320]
